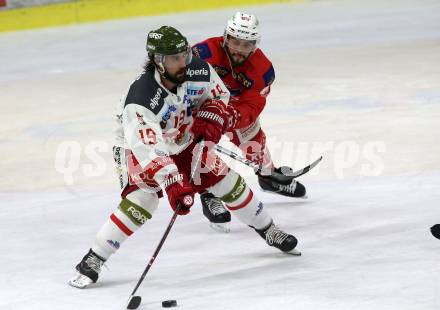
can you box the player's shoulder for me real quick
[186,56,211,82]
[124,70,167,115]
[248,48,275,86]
[192,36,223,60]
[250,48,272,67]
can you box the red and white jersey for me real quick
[192,36,275,129]
[114,56,229,185]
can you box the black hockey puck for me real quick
[431,224,440,240]
[162,300,177,308]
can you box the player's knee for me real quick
[208,170,271,228]
[121,190,159,224]
[208,170,237,197]
[209,170,250,206]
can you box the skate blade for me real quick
[287,248,302,256]
[209,222,231,233]
[68,272,94,289]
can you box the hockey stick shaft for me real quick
[128,209,179,299]
[214,144,269,174]
[126,140,205,308]
[214,144,322,180]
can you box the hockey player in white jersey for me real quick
[69,26,300,289]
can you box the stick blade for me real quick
[127,296,142,309]
[288,155,323,179]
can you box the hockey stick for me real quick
[126,140,205,310]
[214,144,322,184]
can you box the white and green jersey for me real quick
[114,56,230,185]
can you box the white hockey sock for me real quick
[209,171,272,230]
[92,191,158,260]
[92,216,130,260]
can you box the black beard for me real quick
[163,70,186,85]
[231,56,247,66]
[224,46,251,67]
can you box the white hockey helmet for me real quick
[224,12,261,43]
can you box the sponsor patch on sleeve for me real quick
[192,43,212,60]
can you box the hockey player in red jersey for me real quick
[192,12,307,232]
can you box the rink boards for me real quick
[0,0,306,32]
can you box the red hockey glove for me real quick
[162,172,195,215]
[191,99,239,144]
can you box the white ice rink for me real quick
[1,0,439,309]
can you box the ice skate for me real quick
[69,249,106,289]
[256,222,301,255]
[201,192,231,233]
[258,166,307,198]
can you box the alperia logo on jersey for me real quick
[150,87,163,110]
[186,68,208,77]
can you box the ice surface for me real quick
[1,0,439,309]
